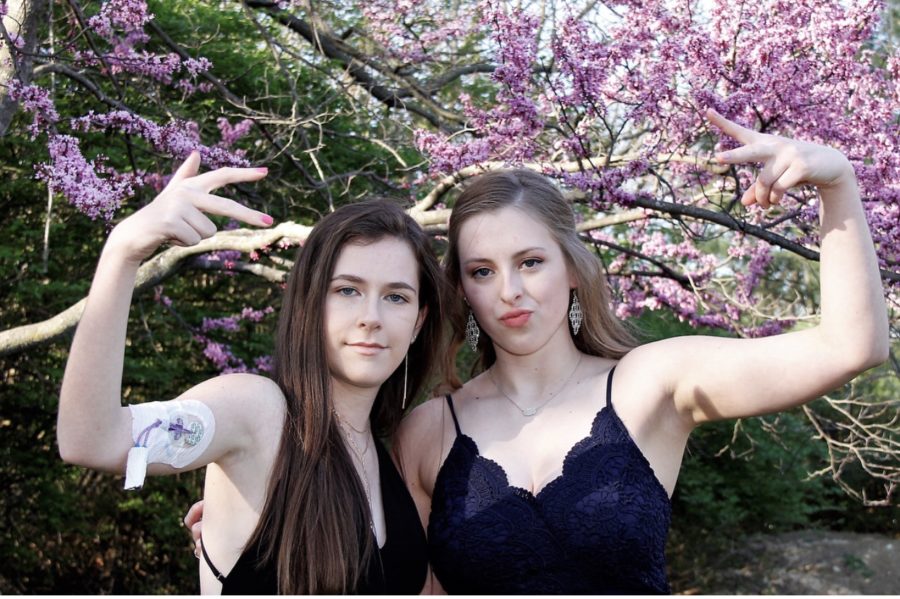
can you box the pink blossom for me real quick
[37,135,140,220]
[7,81,59,138]
[73,110,249,168]
[217,118,255,147]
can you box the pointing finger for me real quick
[188,189,274,227]
[706,108,757,145]
[190,166,268,192]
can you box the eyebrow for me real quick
[463,246,547,267]
[331,274,417,292]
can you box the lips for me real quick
[499,309,532,328]
[346,342,387,355]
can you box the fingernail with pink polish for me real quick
[256,167,268,174]
[261,214,274,226]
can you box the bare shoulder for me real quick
[394,395,452,479]
[397,395,449,447]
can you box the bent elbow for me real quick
[846,337,890,376]
[57,432,91,467]
[58,443,81,466]
[867,339,890,370]
[56,420,106,468]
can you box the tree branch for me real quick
[0,223,312,357]
[245,0,461,130]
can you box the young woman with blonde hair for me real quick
[394,109,888,593]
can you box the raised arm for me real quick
[627,109,889,425]
[57,152,275,476]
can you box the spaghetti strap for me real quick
[200,540,227,583]
[605,366,616,409]
[444,394,462,436]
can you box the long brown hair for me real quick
[445,169,636,379]
[246,199,446,593]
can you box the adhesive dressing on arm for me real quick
[124,400,215,490]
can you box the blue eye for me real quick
[471,267,492,279]
[337,287,359,297]
[386,293,409,304]
[522,258,543,269]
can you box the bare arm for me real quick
[57,152,275,472]
[628,109,889,425]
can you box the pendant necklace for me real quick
[490,354,584,417]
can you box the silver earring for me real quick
[465,310,480,350]
[569,291,583,336]
[402,352,409,410]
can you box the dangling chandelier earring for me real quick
[569,291,583,336]
[465,310,480,350]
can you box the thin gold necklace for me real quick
[490,354,584,417]
[334,412,377,535]
[333,409,371,454]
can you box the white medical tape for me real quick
[124,399,215,490]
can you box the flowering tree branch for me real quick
[0,223,311,357]
[1,0,896,505]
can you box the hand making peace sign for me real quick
[110,151,272,265]
[706,108,855,209]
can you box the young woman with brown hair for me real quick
[57,152,447,593]
[393,109,889,593]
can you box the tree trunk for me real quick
[0,0,48,137]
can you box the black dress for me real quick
[427,366,672,594]
[201,437,428,594]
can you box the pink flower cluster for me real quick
[201,306,275,333]
[83,0,210,86]
[414,1,543,172]
[87,0,153,41]
[361,0,469,65]
[6,81,59,138]
[73,110,249,168]
[412,0,898,334]
[195,306,275,374]
[217,118,255,148]
[37,135,142,220]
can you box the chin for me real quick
[342,368,396,389]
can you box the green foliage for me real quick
[673,413,839,532]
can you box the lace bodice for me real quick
[427,367,672,594]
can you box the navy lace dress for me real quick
[427,366,672,594]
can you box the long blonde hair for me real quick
[444,169,635,380]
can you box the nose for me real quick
[499,269,523,304]
[357,295,382,330]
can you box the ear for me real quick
[413,305,428,340]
